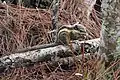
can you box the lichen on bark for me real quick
[100,0,120,61]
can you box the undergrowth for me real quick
[1,0,118,80]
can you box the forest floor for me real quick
[0,1,104,80]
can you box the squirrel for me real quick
[15,23,87,53]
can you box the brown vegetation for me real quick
[0,0,102,79]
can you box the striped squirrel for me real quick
[15,23,87,53]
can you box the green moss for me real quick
[117,37,120,44]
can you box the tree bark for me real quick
[99,0,120,62]
[0,38,99,73]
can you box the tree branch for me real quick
[0,38,100,73]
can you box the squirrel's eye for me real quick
[74,25,79,30]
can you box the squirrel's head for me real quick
[73,23,86,33]
[71,23,87,40]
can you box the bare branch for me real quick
[0,38,100,73]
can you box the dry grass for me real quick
[0,0,101,56]
[1,0,118,80]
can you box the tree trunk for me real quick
[99,0,120,62]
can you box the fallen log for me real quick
[0,38,100,73]
[49,52,98,67]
